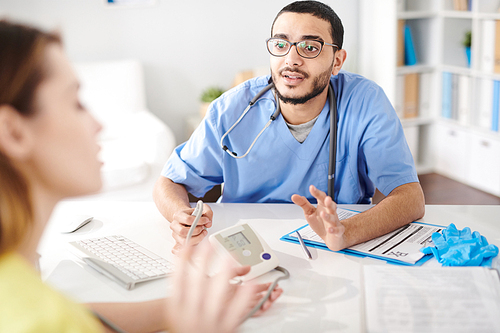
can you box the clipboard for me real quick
[281,215,444,266]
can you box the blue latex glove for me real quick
[421,223,499,267]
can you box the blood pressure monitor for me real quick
[209,223,279,281]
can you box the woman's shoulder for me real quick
[0,252,102,333]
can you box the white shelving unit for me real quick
[359,0,439,174]
[360,0,500,196]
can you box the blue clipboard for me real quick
[281,221,444,266]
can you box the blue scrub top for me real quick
[162,71,418,204]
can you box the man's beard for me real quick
[272,64,333,105]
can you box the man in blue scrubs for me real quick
[154,1,425,254]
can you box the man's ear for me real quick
[0,105,34,160]
[332,49,347,76]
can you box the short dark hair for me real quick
[271,1,344,49]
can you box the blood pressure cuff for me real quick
[421,223,499,267]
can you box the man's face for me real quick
[270,12,336,105]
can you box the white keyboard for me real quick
[70,235,174,290]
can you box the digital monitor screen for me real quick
[228,232,251,248]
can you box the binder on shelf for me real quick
[418,72,432,119]
[397,20,405,67]
[403,73,419,118]
[453,0,469,11]
[481,20,496,73]
[477,78,494,129]
[451,74,459,120]
[403,126,419,162]
[396,0,405,12]
[395,75,405,119]
[493,80,500,132]
[458,75,470,125]
[442,72,453,119]
[404,25,417,66]
[495,20,500,73]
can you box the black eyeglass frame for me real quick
[266,37,339,59]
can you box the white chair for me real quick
[72,59,175,201]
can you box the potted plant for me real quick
[200,86,225,117]
[463,30,472,67]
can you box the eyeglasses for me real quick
[266,37,339,59]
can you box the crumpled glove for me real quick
[421,223,499,267]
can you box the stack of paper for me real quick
[363,265,500,332]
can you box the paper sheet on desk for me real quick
[281,208,444,266]
[363,265,500,332]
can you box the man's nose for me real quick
[285,45,303,67]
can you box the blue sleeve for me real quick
[161,103,224,198]
[357,84,418,196]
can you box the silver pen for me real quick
[296,230,312,260]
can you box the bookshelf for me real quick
[360,0,500,196]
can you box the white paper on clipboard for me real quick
[294,208,443,265]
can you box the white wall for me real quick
[1,0,359,142]
[358,0,396,105]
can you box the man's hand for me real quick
[292,185,347,251]
[170,203,213,255]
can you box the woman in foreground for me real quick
[0,20,281,332]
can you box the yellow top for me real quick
[0,252,103,333]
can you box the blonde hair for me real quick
[0,20,61,254]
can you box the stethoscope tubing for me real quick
[327,83,337,199]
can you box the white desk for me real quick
[38,202,500,333]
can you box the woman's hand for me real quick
[165,242,282,333]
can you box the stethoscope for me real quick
[220,82,338,199]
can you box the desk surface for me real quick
[38,202,500,333]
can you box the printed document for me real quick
[363,265,500,332]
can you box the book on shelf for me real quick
[397,20,405,67]
[404,24,417,66]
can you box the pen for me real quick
[296,230,312,260]
[186,200,204,244]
